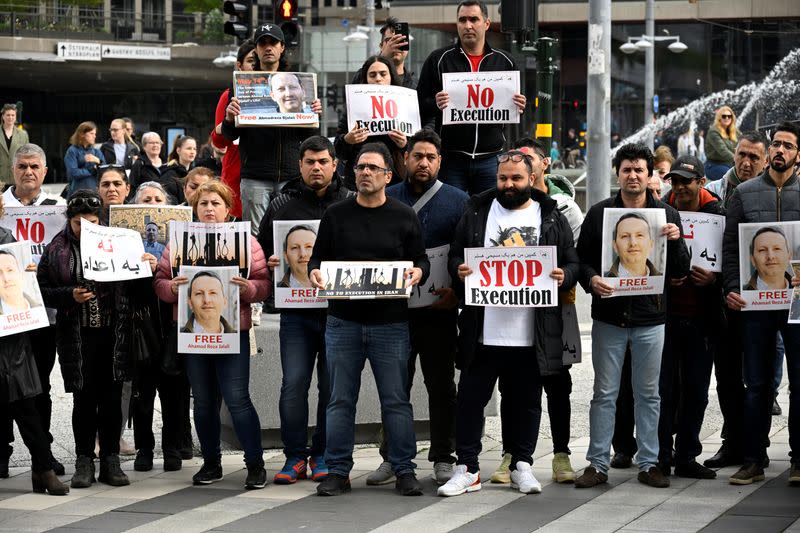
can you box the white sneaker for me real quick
[437,464,481,497]
[510,461,542,494]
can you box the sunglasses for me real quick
[99,164,125,170]
[671,176,700,186]
[68,196,102,209]
[497,152,528,164]
[354,163,389,174]
[720,114,733,119]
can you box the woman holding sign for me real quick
[154,181,269,490]
[335,55,408,190]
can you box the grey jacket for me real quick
[722,170,800,294]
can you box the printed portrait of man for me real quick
[269,73,310,114]
[606,212,662,277]
[143,221,166,261]
[790,289,800,321]
[744,226,792,290]
[0,249,41,314]
[278,224,316,288]
[181,270,235,334]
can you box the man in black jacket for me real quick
[416,0,525,195]
[575,143,690,490]
[257,136,353,486]
[437,149,579,497]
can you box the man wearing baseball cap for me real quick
[657,154,725,479]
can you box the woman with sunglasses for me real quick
[65,122,106,195]
[154,180,268,489]
[704,106,738,182]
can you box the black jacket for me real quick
[157,164,189,204]
[100,140,140,169]
[447,188,580,374]
[417,40,518,157]
[576,192,691,328]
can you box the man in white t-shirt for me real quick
[2,143,65,207]
[438,149,580,497]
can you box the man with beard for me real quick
[437,150,579,497]
[722,122,800,486]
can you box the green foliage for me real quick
[202,7,229,44]
[183,0,219,14]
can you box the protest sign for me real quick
[273,220,326,308]
[601,208,667,297]
[441,70,520,125]
[345,84,421,137]
[680,211,725,272]
[0,206,67,263]
[177,266,239,354]
[80,219,150,282]
[561,303,582,364]
[409,244,451,309]
[318,261,412,299]
[738,221,800,310]
[110,204,192,262]
[0,241,49,337]
[233,71,319,128]
[790,286,800,324]
[168,221,251,278]
[464,246,558,307]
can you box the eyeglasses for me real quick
[770,140,798,152]
[354,163,389,174]
[497,152,527,164]
[109,128,122,132]
[68,196,102,209]
[671,176,700,186]
[720,114,733,119]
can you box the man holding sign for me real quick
[438,149,578,497]
[416,0,525,195]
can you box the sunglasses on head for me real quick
[68,196,102,209]
[98,164,125,170]
[497,151,530,164]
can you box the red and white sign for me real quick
[0,206,67,264]
[464,246,558,307]
[0,242,49,337]
[442,71,520,125]
[345,84,421,137]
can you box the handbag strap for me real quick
[412,180,443,213]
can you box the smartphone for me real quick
[393,22,410,52]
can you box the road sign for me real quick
[653,94,659,114]
[57,42,101,61]
[101,45,171,60]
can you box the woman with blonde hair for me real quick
[64,121,105,194]
[704,106,737,182]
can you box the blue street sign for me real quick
[653,94,659,114]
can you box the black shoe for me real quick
[245,465,267,490]
[71,456,96,488]
[50,455,65,476]
[638,467,670,488]
[163,455,182,472]
[99,454,130,486]
[675,461,717,479]
[703,444,743,469]
[657,461,671,477]
[0,458,8,479]
[317,473,351,496]
[395,472,423,496]
[772,397,782,416]
[610,452,633,469]
[763,456,770,468]
[192,462,223,485]
[134,450,154,472]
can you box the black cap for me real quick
[665,155,704,180]
[253,23,285,43]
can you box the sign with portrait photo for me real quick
[737,221,800,310]
[408,244,451,309]
[680,211,725,273]
[233,71,319,128]
[464,246,558,307]
[441,71,520,125]
[0,206,67,264]
[317,261,412,299]
[79,219,151,282]
[601,208,667,297]
[177,266,240,354]
[789,286,800,324]
[345,84,421,138]
[273,220,326,308]
[109,204,193,262]
[168,221,251,278]
[0,241,49,337]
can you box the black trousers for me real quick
[132,362,189,459]
[456,345,542,472]
[72,327,123,458]
[715,311,745,452]
[379,308,458,464]
[7,397,52,473]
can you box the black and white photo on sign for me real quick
[168,221,251,278]
[737,221,800,310]
[233,71,318,128]
[463,246,558,308]
[600,208,667,297]
[109,204,193,262]
[177,265,240,354]
[789,286,800,324]
[679,211,725,273]
[317,261,413,299]
[0,241,49,337]
[409,244,451,309]
[345,84,421,138]
[79,219,150,282]
[0,206,67,263]
[272,220,326,308]
[441,70,520,125]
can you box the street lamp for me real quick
[342,31,368,81]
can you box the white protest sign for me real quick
[0,241,49,337]
[273,219,326,309]
[601,208,667,297]
[464,246,558,307]
[680,211,725,272]
[441,70,520,125]
[738,221,800,311]
[79,219,150,282]
[177,266,240,354]
[168,221,252,278]
[0,206,67,264]
[409,244,451,308]
[345,84,421,137]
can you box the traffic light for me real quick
[274,0,300,48]
[500,0,537,33]
[326,83,339,109]
[223,0,252,40]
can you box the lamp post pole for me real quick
[365,0,377,56]
[644,0,655,148]
[586,0,612,208]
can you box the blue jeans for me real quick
[184,331,264,467]
[239,178,285,235]
[587,321,664,474]
[439,151,498,195]
[741,311,800,466]
[324,316,417,476]
[704,162,730,182]
[279,311,329,459]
